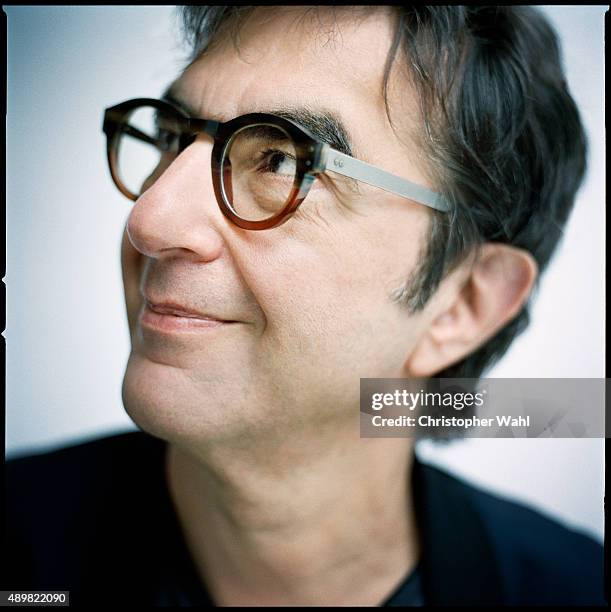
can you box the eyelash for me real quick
[256,148,296,174]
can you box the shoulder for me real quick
[6,429,163,481]
[416,459,606,605]
[5,429,164,516]
[3,430,169,597]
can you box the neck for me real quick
[165,425,419,606]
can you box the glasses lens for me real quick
[221,124,298,221]
[115,105,181,198]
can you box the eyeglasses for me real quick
[102,97,450,230]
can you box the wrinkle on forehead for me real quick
[199,6,389,60]
[181,6,399,109]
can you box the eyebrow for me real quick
[267,107,354,157]
[161,86,354,157]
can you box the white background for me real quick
[5,6,605,541]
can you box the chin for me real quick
[121,351,265,448]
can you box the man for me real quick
[4,5,605,606]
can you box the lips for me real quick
[146,300,224,321]
[144,298,233,323]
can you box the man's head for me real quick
[119,6,585,447]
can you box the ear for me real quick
[404,243,538,377]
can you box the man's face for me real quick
[121,8,437,446]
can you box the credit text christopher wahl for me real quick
[371,414,530,429]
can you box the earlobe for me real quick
[404,243,538,377]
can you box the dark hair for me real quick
[178,6,587,382]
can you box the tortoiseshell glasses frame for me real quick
[103,97,450,230]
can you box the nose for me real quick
[126,138,225,262]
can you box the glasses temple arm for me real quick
[322,148,450,212]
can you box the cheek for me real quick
[239,217,423,378]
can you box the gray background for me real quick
[5,6,605,540]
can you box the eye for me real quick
[256,149,297,176]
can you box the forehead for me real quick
[173,7,424,171]
[178,8,394,115]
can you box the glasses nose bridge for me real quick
[176,118,223,185]
[185,117,220,144]
[172,116,214,153]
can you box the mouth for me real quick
[140,299,238,332]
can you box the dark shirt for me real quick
[2,430,606,606]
